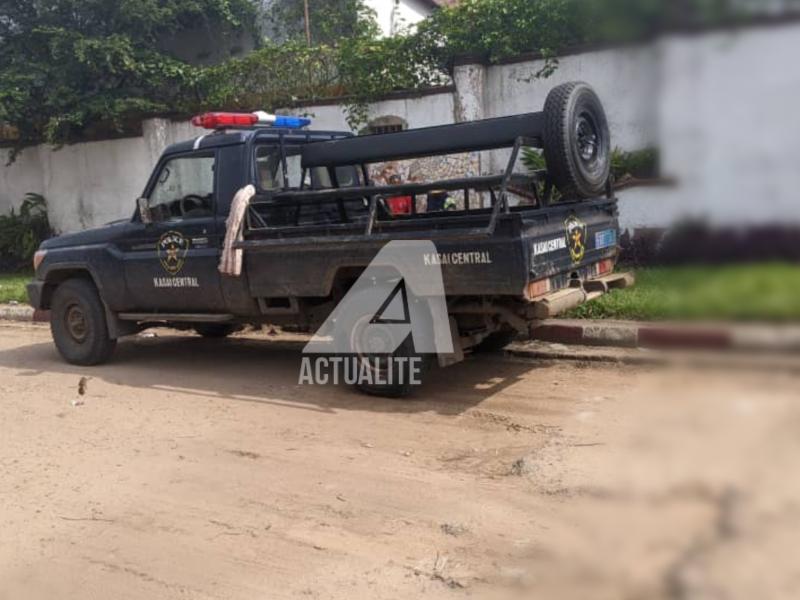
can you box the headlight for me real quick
[33,249,47,271]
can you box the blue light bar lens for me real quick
[273,115,311,128]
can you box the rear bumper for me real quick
[526,271,634,320]
[26,281,46,310]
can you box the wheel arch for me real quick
[41,265,132,339]
[40,266,100,309]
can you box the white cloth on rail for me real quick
[219,184,256,277]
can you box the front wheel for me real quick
[50,278,116,366]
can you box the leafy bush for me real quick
[521,146,659,195]
[0,194,53,272]
[0,0,773,149]
[0,0,257,151]
[610,147,659,180]
[196,41,341,111]
[265,0,379,45]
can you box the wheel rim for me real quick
[65,304,89,343]
[575,112,600,165]
[350,315,396,377]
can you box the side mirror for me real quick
[137,197,153,225]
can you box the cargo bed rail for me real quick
[239,136,554,250]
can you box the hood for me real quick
[41,219,138,250]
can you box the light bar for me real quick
[191,112,257,129]
[191,111,311,130]
[253,111,311,129]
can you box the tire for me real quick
[355,337,430,399]
[50,278,116,366]
[473,329,516,353]
[332,287,430,398]
[194,323,238,338]
[542,81,611,199]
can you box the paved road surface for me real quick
[1,323,799,599]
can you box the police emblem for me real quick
[157,231,189,275]
[564,215,587,264]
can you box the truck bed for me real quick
[238,185,619,300]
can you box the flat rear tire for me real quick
[194,323,238,338]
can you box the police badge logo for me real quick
[564,215,587,264]
[157,231,189,275]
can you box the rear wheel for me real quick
[353,336,429,399]
[542,81,611,199]
[194,323,238,338]
[50,278,116,366]
[473,328,517,353]
[333,288,430,398]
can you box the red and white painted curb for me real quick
[531,319,800,353]
[2,303,799,354]
[0,304,49,323]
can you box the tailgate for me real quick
[522,198,619,282]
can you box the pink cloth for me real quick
[219,185,255,277]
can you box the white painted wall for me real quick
[485,44,660,153]
[290,90,455,131]
[2,21,799,234]
[0,120,207,233]
[648,25,800,227]
[482,22,800,229]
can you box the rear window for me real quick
[254,145,362,191]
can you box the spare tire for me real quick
[542,82,611,199]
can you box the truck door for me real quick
[122,150,226,311]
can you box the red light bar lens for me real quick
[191,112,258,129]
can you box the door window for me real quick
[148,153,215,221]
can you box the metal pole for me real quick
[303,0,311,46]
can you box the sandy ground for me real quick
[1,322,799,600]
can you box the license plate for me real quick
[595,229,617,250]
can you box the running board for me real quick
[118,313,235,323]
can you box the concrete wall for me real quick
[1,120,208,233]
[296,90,456,131]
[638,24,800,228]
[2,20,799,234]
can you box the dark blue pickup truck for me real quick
[28,82,631,396]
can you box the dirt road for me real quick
[1,322,799,599]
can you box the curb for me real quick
[531,319,800,353]
[0,304,49,323]
[505,340,800,374]
[3,304,799,354]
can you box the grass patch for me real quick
[4,265,798,321]
[0,272,31,304]
[568,263,800,322]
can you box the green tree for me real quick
[265,0,378,46]
[0,0,258,150]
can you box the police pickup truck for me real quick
[28,82,631,396]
